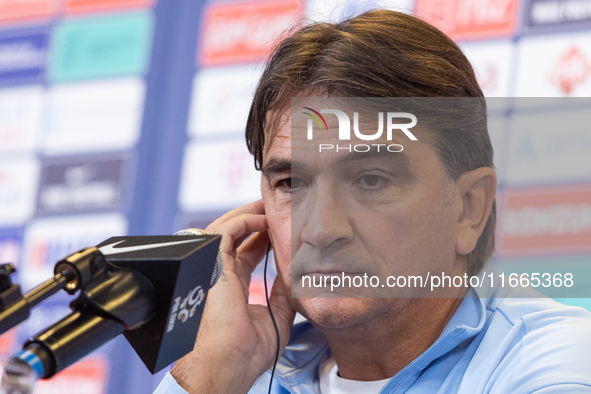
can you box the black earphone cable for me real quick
[263,241,280,394]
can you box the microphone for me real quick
[1,230,221,388]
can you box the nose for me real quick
[300,186,354,249]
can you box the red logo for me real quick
[0,328,16,356]
[198,0,303,66]
[0,0,53,23]
[65,0,154,14]
[497,184,591,257]
[415,0,518,41]
[477,63,499,92]
[550,46,591,95]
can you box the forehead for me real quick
[262,109,440,169]
[263,110,292,156]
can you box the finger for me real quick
[232,233,253,252]
[206,200,264,230]
[234,231,271,287]
[210,214,268,258]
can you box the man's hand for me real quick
[171,200,296,394]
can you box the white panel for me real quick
[0,85,44,153]
[306,0,413,23]
[179,140,261,211]
[0,156,40,226]
[188,65,263,136]
[43,77,145,155]
[488,115,509,184]
[505,106,591,186]
[379,0,414,12]
[515,32,591,98]
[460,40,515,103]
[0,238,20,266]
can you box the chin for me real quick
[291,297,379,329]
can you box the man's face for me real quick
[261,110,465,329]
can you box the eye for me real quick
[276,177,306,192]
[354,174,388,190]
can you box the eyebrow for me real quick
[261,148,415,182]
[262,158,306,180]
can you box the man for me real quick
[155,10,591,394]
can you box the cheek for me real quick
[356,191,457,275]
[262,186,292,277]
[393,200,457,271]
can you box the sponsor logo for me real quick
[415,0,518,40]
[0,158,40,227]
[37,156,129,213]
[302,107,417,152]
[188,65,263,136]
[179,140,262,211]
[199,0,303,66]
[50,12,153,81]
[99,238,204,256]
[514,33,591,97]
[0,238,20,265]
[460,40,514,99]
[21,214,127,287]
[0,227,22,269]
[0,86,44,153]
[167,285,204,332]
[550,46,591,94]
[0,31,49,85]
[0,328,16,356]
[0,0,53,23]
[477,63,500,92]
[0,39,45,72]
[528,0,591,28]
[306,0,413,23]
[498,184,591,256]
[44,78,145,155]
[505,106,591,184]
[65,0,154,14]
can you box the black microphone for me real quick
[2,231,221,386]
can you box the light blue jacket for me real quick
[155,274,591,393]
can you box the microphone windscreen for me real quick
[174,228,224,286]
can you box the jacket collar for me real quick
[272,266,499,393]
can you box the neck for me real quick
[316,296,464,381]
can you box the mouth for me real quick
[299,271,366,278]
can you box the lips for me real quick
[301,271,365,278]
[290,249,379,280]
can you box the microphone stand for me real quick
[0,249,157,393]
[0,247,107,336]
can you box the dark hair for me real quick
[245,9,495,275]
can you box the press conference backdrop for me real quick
[0,0,590,392]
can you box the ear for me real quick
[455,167,497,256]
